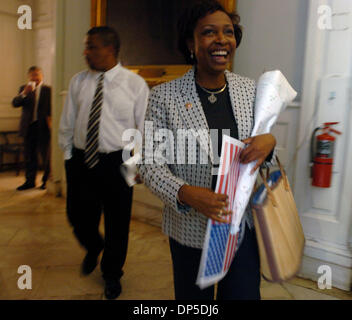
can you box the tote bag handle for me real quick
[259,156,289,207]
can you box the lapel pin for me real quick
[185,103,192,109]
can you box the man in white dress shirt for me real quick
[59,26,149,299]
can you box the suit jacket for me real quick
[138,68,259,249]
[12,85,51,138]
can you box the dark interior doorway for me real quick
[106,0,197,65]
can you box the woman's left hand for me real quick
[240,134,276,174]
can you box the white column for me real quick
[32,0,55,85]
[48,0,90,196]
[294,0,352,290]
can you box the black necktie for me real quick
[84,73,104,168]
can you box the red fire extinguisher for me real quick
[310,122,342,188]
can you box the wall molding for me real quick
[0,98,13,104]
[299,238,352,291]
[0,107,20,117]
[0,116,20,119]
[0,10,18,17]
[288,101,301,109]
[33,20,53,29]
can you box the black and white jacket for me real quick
[138,67,261,249]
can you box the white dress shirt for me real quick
[59,63,149,160]
[33,81,42,122]
[21,81,43,122]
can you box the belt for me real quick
[72,147,123,156]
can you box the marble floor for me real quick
[0,170,351,300]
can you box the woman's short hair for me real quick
[177,0,242,64]
[87,26,121,58]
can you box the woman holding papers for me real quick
[138,0,276,300]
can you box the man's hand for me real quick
[134,174,143,184]
[22,83,34,96]
[240,134,276,173]
[47,116,52,130]
[178,185,231,223]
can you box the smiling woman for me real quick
[137,0,276,301]
[181,10,241,88]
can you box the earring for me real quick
[190,50,194,60]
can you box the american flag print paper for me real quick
[197,135,245,289]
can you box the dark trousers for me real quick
[24,122,50,184]
[65,148,133,280]
[169,224,261,300]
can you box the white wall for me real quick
[234,0,308,186]
[235,0,308,100]
[293,0,352,291]
[0,0,34,131]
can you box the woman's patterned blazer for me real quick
[138,67,272,249]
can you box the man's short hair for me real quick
[28,66,42,73]
[87,26,121,58]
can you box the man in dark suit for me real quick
[12,66,51,190]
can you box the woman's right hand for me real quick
[178,185,231,223]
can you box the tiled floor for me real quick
[0,171,351,300]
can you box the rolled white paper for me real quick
[231,70,297,234]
